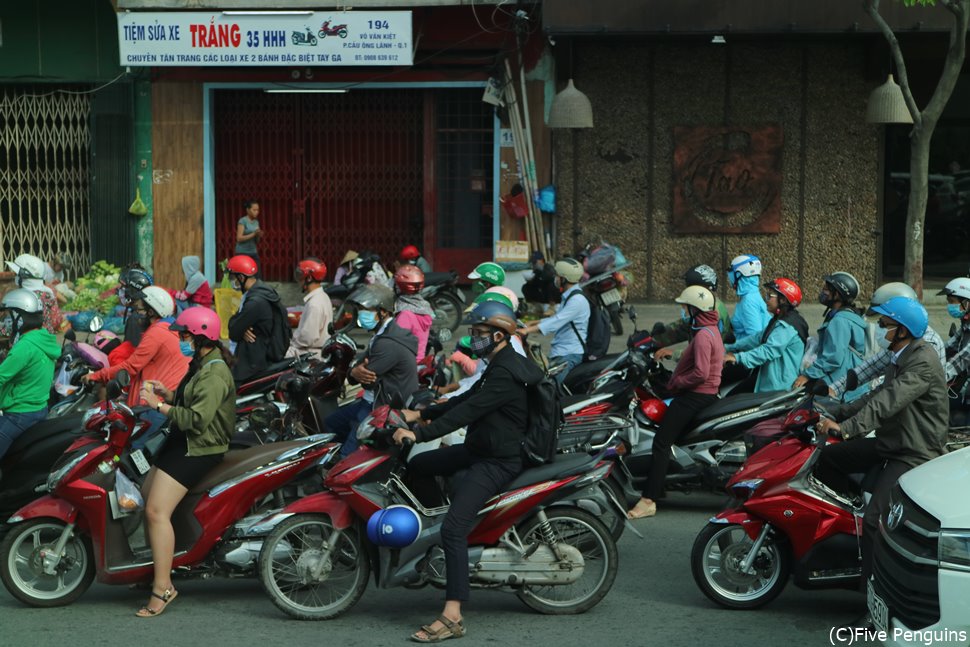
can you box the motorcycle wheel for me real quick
[0,519,94,607]
[690,522,790,609]
[515,508,618,615]
[338,29,348,38]
[429,291,463,333]
[258,514,369,620]
[317,30,327,38]
[607,302,624,336]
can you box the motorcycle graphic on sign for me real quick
[292,28,318,46]
[318,20,349,38]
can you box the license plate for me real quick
[867,580,889,633]
[601,288,622,306]
[131,449,151,475]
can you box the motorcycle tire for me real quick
[515,508,618,615]
[429,291,463,333]
[258,513,369,620]
[317,30,327,38]
[0,519,95,608]
[338,29,348,38]
[690,522,790,610]
[608,302,624,336]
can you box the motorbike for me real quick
[292,28,318,46]
[254,406,620,620]
[0,373,341,607]
[690,384,871,609]
[318,20,348,38]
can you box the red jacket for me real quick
[667,309,724,395]
[89,321,190,407]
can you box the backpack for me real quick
[565,291,611,361]
[267,299,292,362]
[521,375,564,466]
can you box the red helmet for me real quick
[394,264,425,294]
[767,277,802,308]
[399,245,421,262]
[227,255,258,277]
[296,258,327,283]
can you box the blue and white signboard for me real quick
[117,12,413,66]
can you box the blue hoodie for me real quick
[804,308,868,400]
[731,275,771,340]
[728,313,808,393]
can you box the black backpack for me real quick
[565,291,611,361]
[267,299,292,362]
[521,375,564,466]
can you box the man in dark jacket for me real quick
[393,300,541,643]
[814,296,948,630]
[226,254,288,383]
[329,283,418,457]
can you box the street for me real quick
[0,493,863,647]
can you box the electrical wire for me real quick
[4,70,130,106]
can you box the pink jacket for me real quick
[667,309,724,395]
[395,311,432,360]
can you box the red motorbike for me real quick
[254,406,620,620]
[690,387,868,609]
[318,20,348,39]
[0,376,340,607]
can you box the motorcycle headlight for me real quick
[82,405,102,428]
[939,531,970,572]
[47,454,87,492]
[730,479,764,501]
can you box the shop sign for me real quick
[495,240,530,263]
[672,125,783,234]
[117,11,412,66]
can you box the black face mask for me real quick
[469,333,499,357]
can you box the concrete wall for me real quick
[555,40,880,303]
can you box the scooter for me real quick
[690,384,870,609]
[318,20,348,39]
[254,406,620,620]
[292,28,318,46]
[0,373,341,607]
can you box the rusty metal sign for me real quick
[672,125,783,234]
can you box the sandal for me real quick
[135,587,178,617]
[410,615,465,643]
[628,499,657,519]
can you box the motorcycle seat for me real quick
[504,453,599,491]
[5,413,85,457]
[190,439,307,494]
[561,355,620,392]
[423,271,456,286]
[235,358,296,388]
[691,391,789,426]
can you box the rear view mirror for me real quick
[105,380,122,400]
[810,380,830,397]
[88,316,104,333]
[115,370,131,389]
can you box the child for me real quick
[173,256,213,312]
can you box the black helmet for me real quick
[120,265,153,291]
[684,265,718,290]
[823,272,860,303]
[276,373,311,403]
[347,283,395,312]
[462,300,517,335]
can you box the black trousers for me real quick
[720,362,755,394]
[407,445,521,602]
[644,391,719,500]
[814,438,911,584]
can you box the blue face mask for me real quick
[948,303,965,319]
[680,309,690,323]
[179,340,195,357]
[357,310,379,331]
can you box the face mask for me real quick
[357,310,379,331]
[680,308,690,323]
[231,279,243,291]
[878,325,897,350]
[469,333,497,357]
[818,290,831,306]
[179,340,195,357]
[948,303,965,319]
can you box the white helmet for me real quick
[729,254,763,278]
[138,285,175,318]
[870,282,917,309]
[675,286,716,312]
[939,277,970,301]
[6,254,46,281]
[1,288,42,314]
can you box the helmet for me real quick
[766,277,802,307]
[471,292,514,312]
[170,307,222,341]
[939,277,970,301]
[1,288,42,314]
[399,245,421,262]
[277,372,311,403]
[137,285,175,319]
[484,286,519,310]
[823,272,860,303]
[870,282,917,313]
[553,258,584,284]
[227,255,258,277]
[871,296,928,338]
[295,258,327,283]
[462,300,517,335]
[366,505,422,548]
[468,262,505,286]
[93,330,120,352]
[393,264,425,295]
[684,264,718,290]
[120,265,153,290]
[730,254,763,278]
[674,286,716,312]
[6,254,45,281]
[348,283,395,312]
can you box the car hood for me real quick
[899,447,970,528]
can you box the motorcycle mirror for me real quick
[64,328,77,342]
[88,316,104,333]
[810,380,830,397]
[115,369,131,389]
[328,322,335,335]
[105,379,122,400]
[627,305,637,322]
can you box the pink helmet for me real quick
[170,307,221,342]
[484,286,519,310]
[93,330,120,352]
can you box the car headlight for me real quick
[730,478,764,501]
[939,530,970,572]
[46,454,87,492]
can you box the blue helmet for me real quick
[366,505,422,548]
[462,300,517,335]
[870,296,928,338]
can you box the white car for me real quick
[868,447,970,646]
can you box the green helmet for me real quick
[470,292,514,311]
[468,262,505,286]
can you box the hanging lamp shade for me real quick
[866,74,913,124]
[548,79,593,129]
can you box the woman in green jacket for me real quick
[136,307,235,617]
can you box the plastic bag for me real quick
[801,337,818,371]
[115,469,144,512]
[585,244,617,276]
[128,187,148,217]
[537,185,556,213]
[53,362,76,397]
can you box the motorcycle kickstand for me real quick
[738,523,771,575]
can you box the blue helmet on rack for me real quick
[870,296,928,338]
[366,505,422,548]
